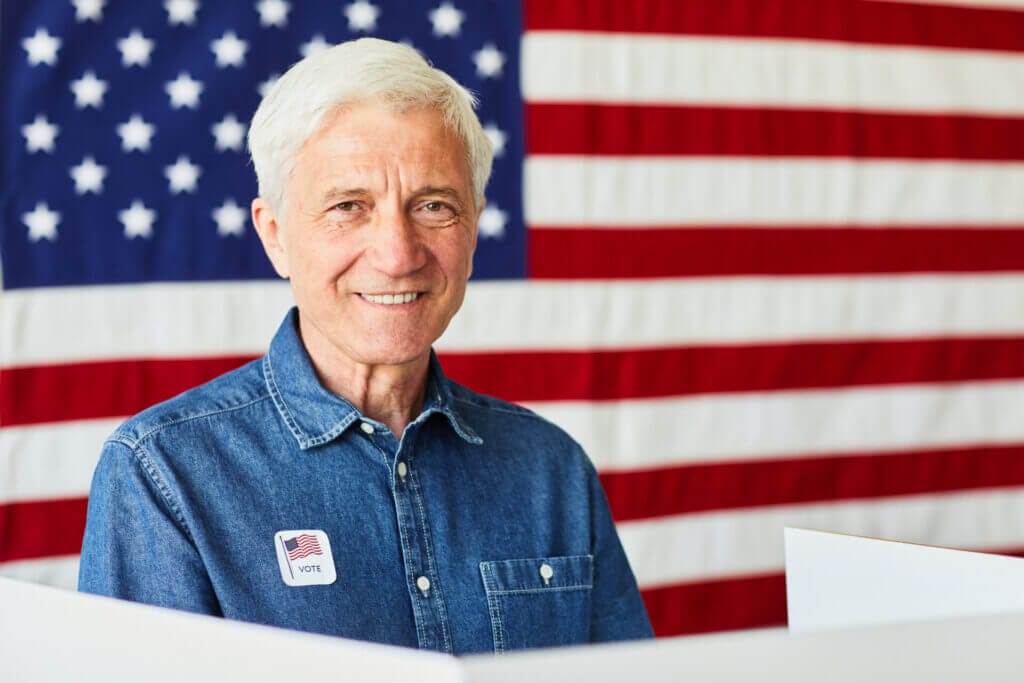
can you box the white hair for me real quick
[248,37,493,217]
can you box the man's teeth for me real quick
[361,292,420,305]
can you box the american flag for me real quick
[284,534,323,561]
[2,0,1024,639]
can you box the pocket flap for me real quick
[480,554,593,594]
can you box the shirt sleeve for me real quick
[584,454,656,642]
[78,438,221,616]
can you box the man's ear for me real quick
[467,196,484,278]
[251,198,290,279]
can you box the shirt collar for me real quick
[263,308,481,450]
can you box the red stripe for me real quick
[601,443,1024,522]
[642,573,787,636]
[0,497,87,563]
[442,337,1024,403]
[643,547,1024,636]
[528,228,1024,279]
[525,104,1024,160]
[524,0,1024,53]
[0,355,256,427]
[5,337,1024,426]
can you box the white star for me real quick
[344,1,379,32]
[165,0,199,25]
[70,71,108,109]
[211,31,248,68]
[22,115,59,153]
[120,200,157,238]
[212,199,247,236]
[165,156,201,194]
[70,157,107,195]
[257,73,280,97]
[23,28,61,66]
[478,204,507,238]
[117,115,156,152]
[300,34,330,58]
[211,114,247,151]
[165,72,203,109]
[257,0,290,27]
[23,202,60,242]
[472,43,505,78]
[429,2,465,37]
[118,30,155,67]
[483,123,506,157]
[72,0,105,22]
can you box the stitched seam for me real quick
[128,441,196,544]
[487,584,593,596]
[479,563,506,654]
[111,395,272,448]
[263,355,308,445]
[408,463,453,653]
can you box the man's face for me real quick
[253,101,480,370]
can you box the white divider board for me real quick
[0,577,461,683]
[461,613,1024,682]
[785,527,1024,633]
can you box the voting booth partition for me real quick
[6,529,1024,681]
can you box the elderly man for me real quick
[79,38,652,654]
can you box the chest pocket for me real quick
[479,554,593,653]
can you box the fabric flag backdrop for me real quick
[2,0,1024,637]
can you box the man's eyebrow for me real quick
[319,187,369,204]
[412,186,465,202]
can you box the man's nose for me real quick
[368,207,427,276]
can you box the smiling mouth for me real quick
[359,292,421,305]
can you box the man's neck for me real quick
[297,317,430,438]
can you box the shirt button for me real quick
[539,563,554,584]
[397,461,408,478]
[359,422,374,435]
[416,576,431,593]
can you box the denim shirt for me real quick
[79,308,653,654]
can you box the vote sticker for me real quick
[274,529,337,586]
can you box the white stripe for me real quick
[524,158,1024,227]
[521,33,1024,114]
[878,0,1024,9]
[620,487,1024,587]
[4,276,1024,366]
[0,280,292,366]
[528,380,1024,471]
[4,381,1023,501]
[0,555,79,590]
[0,420,119,504]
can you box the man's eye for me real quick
[424,201,447,212]
[335,201,359,212]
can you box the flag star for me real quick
[213,199,248,236]
[478,204,507,238]
[300,35,330,58]
[483,123,507,157]
[429,2,465,37]
[257,0,290,27]
[22,115,59,153]
[472,43,505,78]
[211,114,247,151]
[118,30,155,67]
[257,73,280,97]
[70,157,108,195]
[120,200,157,238]
[344,1,380,32]
[165,156,201,194]
[70,71,108,109]
[23,28,61,66]
[211,31,248,68]
[165,0,200,25]
[165,72,203,109]
[23,203,61,242]
[72,0,105,22]
[117,115,156,152]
